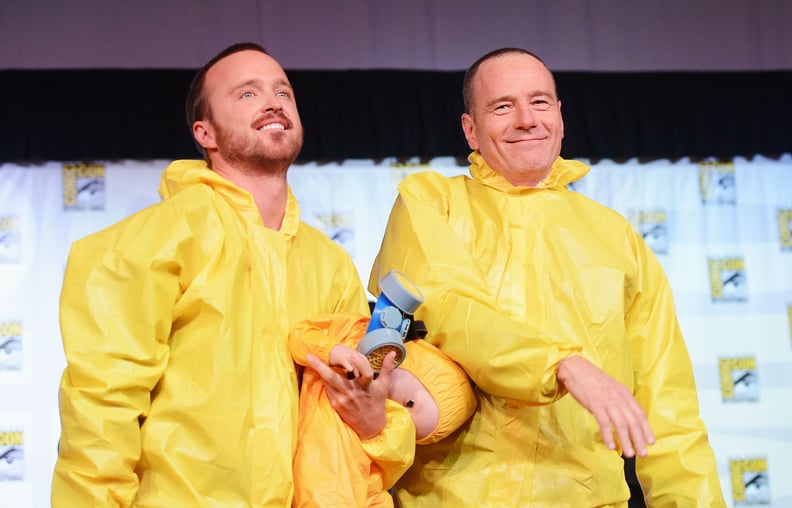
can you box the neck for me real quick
[502,167,552,188]
[212,161,289,230]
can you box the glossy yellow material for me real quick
[370,153,725,507]
[53,160,368,507]
[399,340,477,446]
[290,313,416,508]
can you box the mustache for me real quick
[253,112,292,130]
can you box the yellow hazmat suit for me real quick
[370,153,725,507]
[290,313,416,508]
[52,160,369,507]
[289,313,477,508]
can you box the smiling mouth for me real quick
[259,123,286,131]
[508,137,545,143]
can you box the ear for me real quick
[461,113,478,150]
[558,100,565,140]
[193,121,218,151]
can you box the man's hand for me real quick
[557,355,655,458]
[307,350,396,440]
[328,344,370,380]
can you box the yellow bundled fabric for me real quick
[53,160,368,507]
[399,339,477,446]
[290,313,415,508]
[370,153,724,507]
[290,313,477,507]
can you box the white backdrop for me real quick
[1,155,791,506]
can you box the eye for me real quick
[532,99,553,111]
[404,399,415,408]
[491,103,513,115]
[241,91,255,99]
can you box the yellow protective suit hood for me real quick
[400,339,477,445]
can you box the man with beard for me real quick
[52,43,411,507]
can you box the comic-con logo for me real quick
[777,209,792,251]
[628,210,668,255]
[313,213,355,256]
[0,216,21,263]
[730,457,770,505]
[699,162,736,205]
[0,321,23,372]
[0,430,24,482]
[63,163,106,211]
[719,356,759,402]
[708,257,748,302]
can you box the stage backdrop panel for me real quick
[1,155,790,507]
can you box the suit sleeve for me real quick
[626,232,725,506]
[52,224,179,507]
[360,400,416,489]
[370,175,583,403]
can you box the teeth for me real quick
[259,123,285,131]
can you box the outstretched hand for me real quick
[557,355,655,458]
[307,350,397,440]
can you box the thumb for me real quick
[375,351,398,384]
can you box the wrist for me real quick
[358,417,386,441]
[557,354,578,387]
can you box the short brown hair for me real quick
[462,48,553,113]
[185,42,268,157]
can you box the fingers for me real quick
[329,345,369,379]
[595,391,655,459]
[348,352,375,387]
[306,354,339,385]
[592,410,617,452]
[611,411,637,458]
[342,352,370,380]
[374,351,397,386]
[561,356,655,458]
[623,401,655,458]
[612,387,640,457]
[638,406,656,450]
[306,352,380,393]
[307,351,391,441]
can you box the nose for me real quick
[514,104,537,129]
[259,90,283,113]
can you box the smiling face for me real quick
[193,50,304,174]
[461,52,564,187]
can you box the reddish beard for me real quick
[214,122,304,174]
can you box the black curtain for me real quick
[1,69,790,163]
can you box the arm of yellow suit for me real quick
[370,176,581,403]
[52,219,179,507]
[626,231,725,506]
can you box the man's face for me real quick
[196,50,304,172]
[461,53,564,186]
